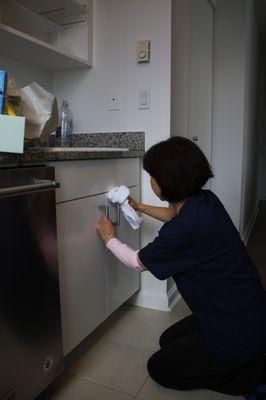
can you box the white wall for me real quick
[0,55,52,91]
[53,0,173,310]
[212,0,259,235]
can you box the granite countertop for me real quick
[0,132,145,164]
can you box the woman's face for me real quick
[150,177,165,200]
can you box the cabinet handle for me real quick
[98,205,109,218]
[106,204,110,219]
[117,204,121,227]
[99,203,121,226]
[0,179,60,198]
[105,201,121,226]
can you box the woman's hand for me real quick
[96,216,116,244]
[128,196,140,211]
[128,196,175,222]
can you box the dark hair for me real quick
[143,136,214,203]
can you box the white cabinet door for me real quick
[57,194,107,356]
[107,186,140,315]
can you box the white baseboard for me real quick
[167,285,181,310]
[128,284,180,311]
[168,291,181,310]
[242,207,259,245]
[128,289,170,311]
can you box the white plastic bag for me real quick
[20,82,58,142]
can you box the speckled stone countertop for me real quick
[0,132,145,164]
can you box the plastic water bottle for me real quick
[56,100,73,147]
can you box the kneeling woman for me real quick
[96,137,266,398]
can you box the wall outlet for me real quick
[107,91,120,111]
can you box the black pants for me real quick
[147,314,264,395]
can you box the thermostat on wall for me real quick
[137,40,151,63]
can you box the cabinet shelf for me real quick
[9,0,87,29]
[7,0,61,32]
[0,22,91,71]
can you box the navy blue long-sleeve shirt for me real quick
[139,190,266,365]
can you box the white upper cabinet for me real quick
[0,0,93,70]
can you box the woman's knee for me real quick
[147,351,187,390]
[147,351,164,383]
[159,329,169,348]
[147,350,176,388]
[159,315,197,348]
[159,324,176,348]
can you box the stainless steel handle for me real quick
[103,201,120,226]
[99,205,108,216]
[107,203,110,220]
[112,203,121,227]
[0,179,60,197]
[117,204,121,227]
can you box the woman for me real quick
[96,137,266,398]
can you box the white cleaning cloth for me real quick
[107,185,142,230]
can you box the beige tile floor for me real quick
[39,298,244,400]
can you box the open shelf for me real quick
[0,22,91,71]
[9,0,87,28]
[0,0,93,71]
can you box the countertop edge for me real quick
[0,132,145,164]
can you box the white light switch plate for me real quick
[138,88,150,109]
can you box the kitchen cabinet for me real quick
[54,158,141,355]
[0,0,93,70]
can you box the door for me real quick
[57,193,107,355]
[187,0,214,162]
[172,0,214,163]
[107,186,140,315]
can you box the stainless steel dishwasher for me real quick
[0,166,64,400]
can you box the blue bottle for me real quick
[0,70,8,114]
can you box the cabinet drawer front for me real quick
[51,158,141,203]
[57,193,107,355]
